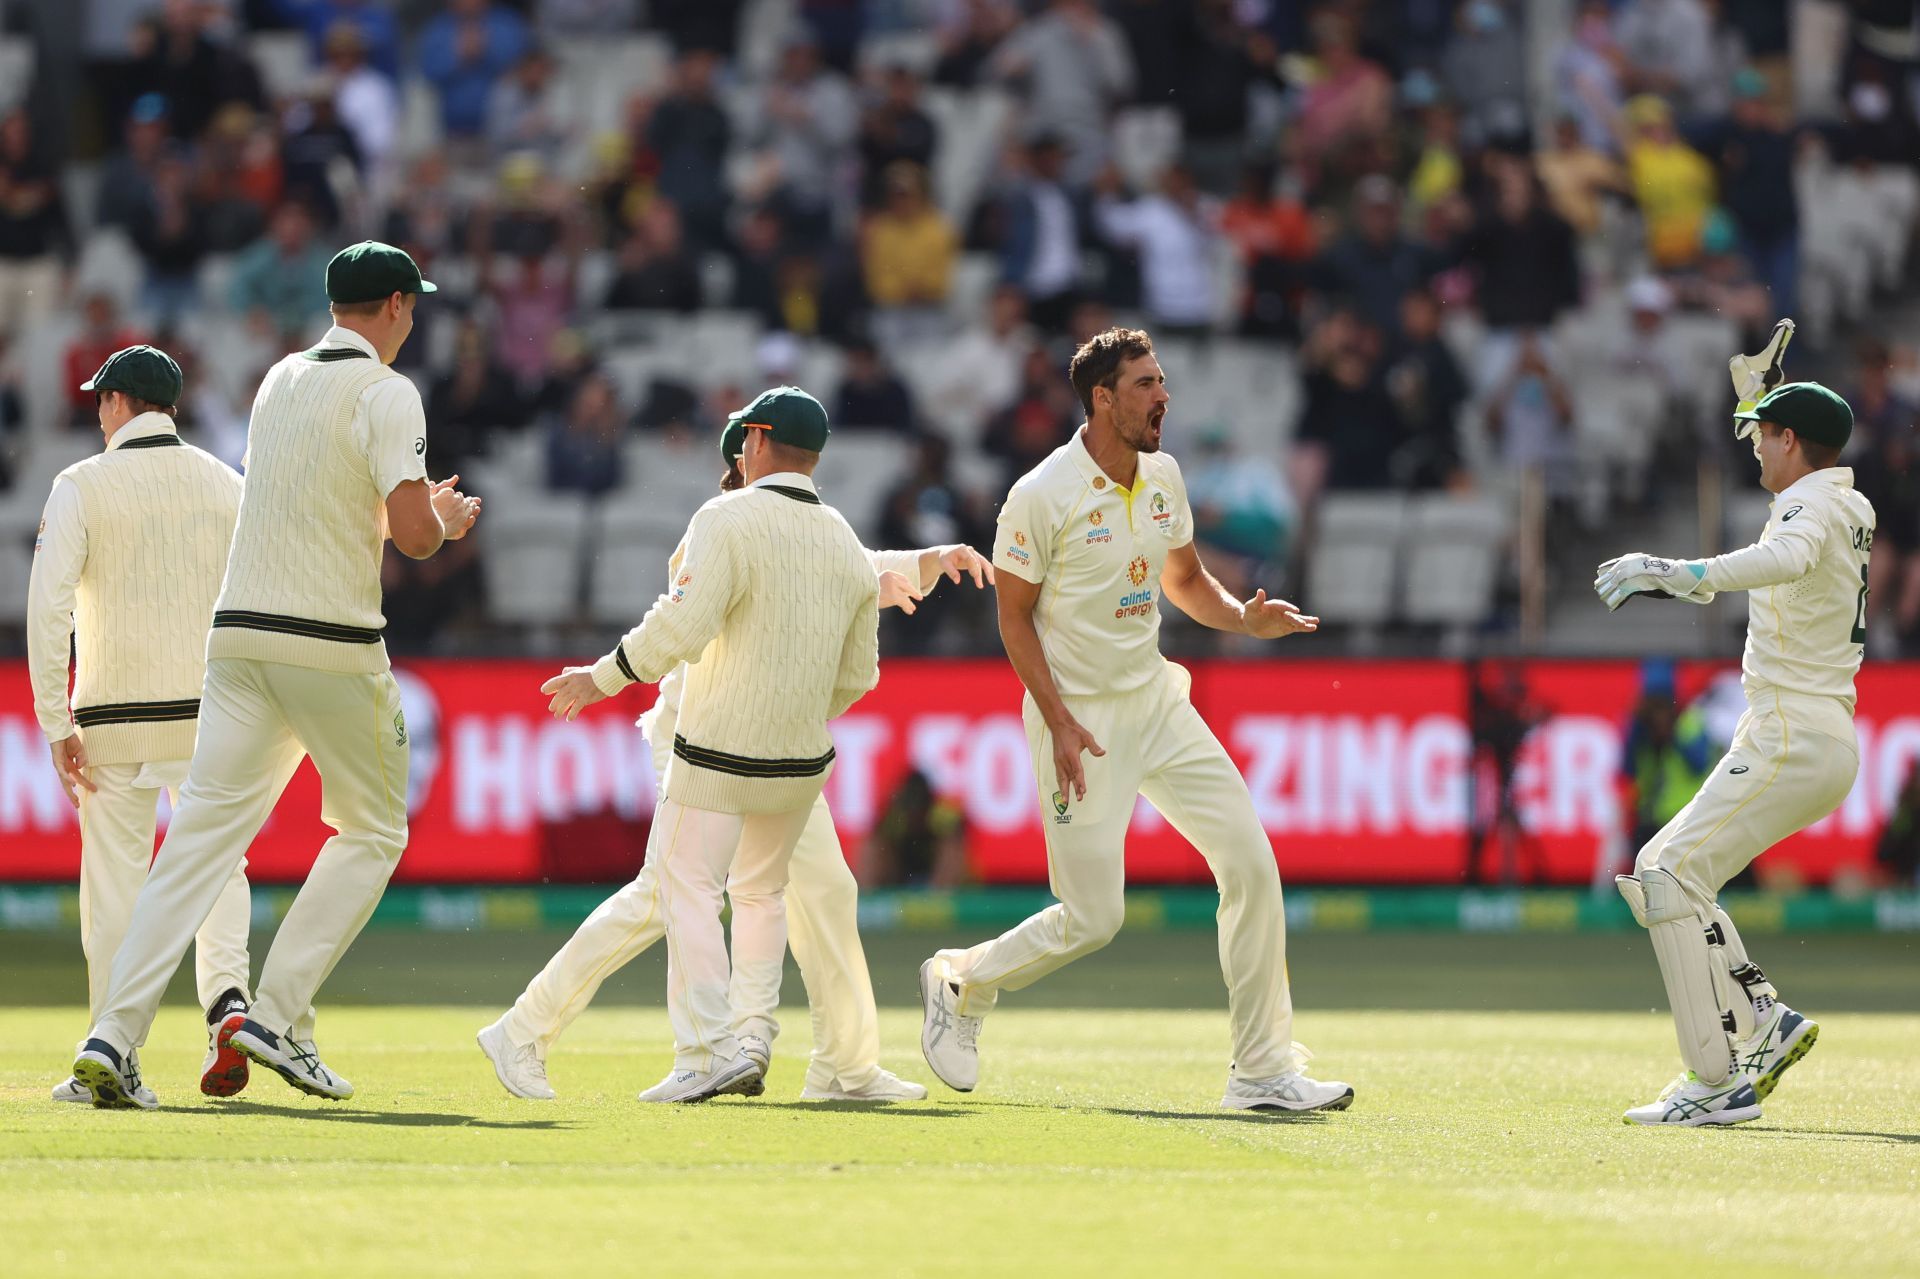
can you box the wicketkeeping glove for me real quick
[1595,553,1716,612]
[1729,317,1793,438]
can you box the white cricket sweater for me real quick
[209,331,425,673]
[593,472,881,814]
[26,415,242,765]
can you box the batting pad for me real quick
[1619,870,1737,1084]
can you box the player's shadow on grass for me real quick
[173,1101,577,1130]
[747,1102,974,1118]
[961,1099,1331,1124]
[1734,1127,1920,1146]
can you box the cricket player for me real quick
[1598,360,1869,1125]
[480,413,992,1104]
[918,328,1354,1113]
[539,387,880,1103]
[29,345,255,1106]
[71,242,480,1109]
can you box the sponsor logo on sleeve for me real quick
[671,572,692,603]
[1004,530,1032,565]
[415,438,426,456]
[33,518,44,554]
[1781,505,1802,522]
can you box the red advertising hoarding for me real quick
[1,658,1912,885]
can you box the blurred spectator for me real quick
[1406,99,1466,217]
[63,293,148,427]
[279,89,362,229]
[1186,425,1296,594]
[172,337,252,467]
[228,201,330,340]
[529,329,598,421]
[1612,275,1686,415]
[1691,0,1752,123]
[191,105,283,252]
[604,205,703,312]
[834,337,917,432]
[1849,340,1920,456]
[1165,0,1282,193]
[982,345,1078,493]
[862,162,957,347]
[278,0,403,78]
[324,22,399,182]
[989,0,1135,185]
[418,0,532,140]
[430,320,524,477]
[1620,95,1716,270]
[1714,69,1798,316]
[473,153,567,260]
[1312,176,1436,340]
[996,134,1082,333]
[1485,333,1575,487]
[1852,417,1920,651]
[862,769,966,887]
[925,283,1034,437]
[1219,163,1311,339]
[646,49,733,248]
[126,0,265,141]
[747,37,859,245]
[647,0,747,57]
[729,204,787,325]
[0,108,69,340]
[1108,0,1181,106]
[381,152,466,268]
[798,0,868,74]
[1294,9,1393,189]
[1833,56,1920,168]
[1293,311,1401,494]
[1555,0,1626,154]
[1535,114,1626,239]
[1613,0,1715,120]
[129,146,206,324]
[876,433,992,650]
[486,45,579,177]
[1620,669,1714,853]
[858,65,939,208]
[1669,209,1770,337]
[933,0,1019,88]
[96,95,172,237]
[1440,1,1529,150]
[1093,162,1221,337]
[1462,157,1580,336]
[635,375,700,434]
[1876,760,1920,887]
[535,0,640,39]
[0,335,21,485]
[544,371,625,495]
[1385,289,1468,490]
[488,247,581,387]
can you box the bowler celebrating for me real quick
[918,328,1353,1113]
[71,243,479,1108]
[1598,379,1871,1126]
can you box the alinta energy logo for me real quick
[1115,556,1155,620]
[1087,508,1113,544]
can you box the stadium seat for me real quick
[1305,494,1409,630]
[812,433,916,536]
[478,496,590,625]
[1724,491,1773,546]
[1400,495,1509,631]
[247,33,312,101]
[0,37,34,111]
[587,505,683,625]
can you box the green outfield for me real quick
[3,929,1918,1278]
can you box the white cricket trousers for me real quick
[940,662,1303,1078]
[79,760,252,1036]
[652,797,815,1072]
[88,657,408,1055]
[503,791,887,1087]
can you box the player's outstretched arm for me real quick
[1159,541,1318,638]
[996,573,1103,801]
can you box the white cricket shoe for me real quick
[71,1040,159,1111]
[477,1017,555,1100]
[229,1019,353,1100]
[736,1034,771,1098]
[1735,1005,1818,1101]
[637,1051,762,1104]
[800,1068,929,1103]
[1221,1068,1355,1113]
[919,957,983,1092]
[1623,1071,1761,1127]
[51,1076,91,1104]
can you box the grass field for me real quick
[3,928,1918,1277]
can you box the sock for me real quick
[206,987,249,1027]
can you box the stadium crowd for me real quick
[1,0,1918,658]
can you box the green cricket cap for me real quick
[325,240,437,304]
[738,385,830,453]
[719,410,747,463]
[80,344,182,406]
[1734,381,1854,450]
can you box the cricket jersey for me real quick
[993,428,1194,697]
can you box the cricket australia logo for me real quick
[1051,790,1072,824]
[1150,491,1171,531]
[393,708,407,747]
